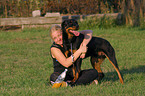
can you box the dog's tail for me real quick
[105,55,124,84]
[104,45,124,84]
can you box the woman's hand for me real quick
[80,53,86,58]
[78,44,87,56]
[79,43,87,58]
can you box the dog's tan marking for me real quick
[64,49,77,59]
[72,66,76,82]
[94,58,105,73]
[91,52,106,80]
[64,49,79,83]
[72,70,80,83]
[64,51,69,57]
[72,49,77,53]
[71,49,78,82]
[66,27,77,39]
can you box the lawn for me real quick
[0,26,145,96]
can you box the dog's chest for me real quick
[64,34,84,57]
[72,34,84,49]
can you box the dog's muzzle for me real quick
[66,26,79,34]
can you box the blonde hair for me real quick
[49,24,62,39]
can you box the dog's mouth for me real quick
[66,26,79,36]
[69,30,80,36]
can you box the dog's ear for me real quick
[61,20,69,45]
[61,20,68,30]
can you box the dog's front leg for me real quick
[71,58,82,83]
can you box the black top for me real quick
[50,42,73,74]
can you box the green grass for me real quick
[0,27,145,96]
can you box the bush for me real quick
[79,16,117,30]
[0,0,121,18]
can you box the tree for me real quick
[121,0,140,26]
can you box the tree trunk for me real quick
[121,0,140,26]
[140,0,145,17]
[132,0,140,26]
[4,1,8,18]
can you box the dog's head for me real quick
[61,19,79,40]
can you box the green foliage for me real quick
[0,0,122,18]
[140,17,145,28]
[79,16,117,30]
[0,26,145,96]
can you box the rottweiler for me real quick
[61,19,124,84]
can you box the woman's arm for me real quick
[79,30,93,46]
[79,30,93,58]
[51,44,87,68]
[69,30,93,45]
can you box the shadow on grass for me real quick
[103,65,145,83]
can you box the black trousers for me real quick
[50,69,98,86]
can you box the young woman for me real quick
[49,24,98,88]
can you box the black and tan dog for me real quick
[61,19,124,84]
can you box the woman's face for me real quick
[51,31,63,45]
